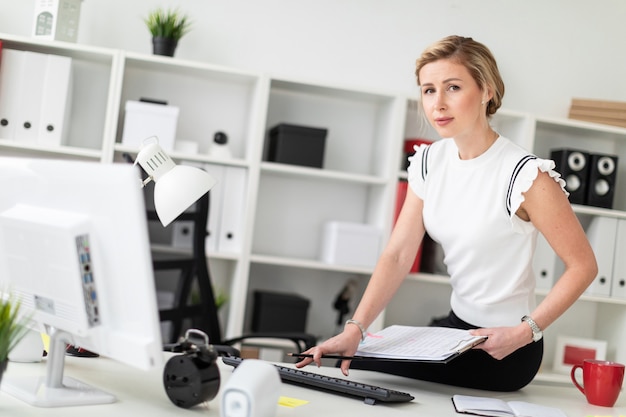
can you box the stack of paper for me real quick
[355,325,487,363]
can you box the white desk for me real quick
[0,354,624,416]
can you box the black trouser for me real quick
[349,310,543,392]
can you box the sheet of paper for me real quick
[356,325,486,361]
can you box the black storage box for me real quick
[252,291,310,333]
[267,123,327,168]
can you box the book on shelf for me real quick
[451,395,567,417]
[353,325,487,363]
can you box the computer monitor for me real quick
[0,156,164,407]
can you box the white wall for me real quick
[2,0,626,118]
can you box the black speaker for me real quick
[550,149,590,204]
[586,153,618,209]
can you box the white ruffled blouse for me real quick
[407,136,567,327]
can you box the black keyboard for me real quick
[221,356,414,405]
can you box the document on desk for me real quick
[354,325,487,363]
[451,394,567,417]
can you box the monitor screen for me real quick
[0,157,163,407]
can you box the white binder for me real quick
[532,232,562,289]
[171,220,194,250]
[585,216,618,297]
[611,219,626,299]
[0,49,25,139]
[202,164,226,254]
[13,51,47,143]
[217,166,247,254]
[38,53,72,146]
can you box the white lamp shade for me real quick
[153,165,217,227]
[135,139,217,227]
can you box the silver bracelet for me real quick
[345,319,367,341]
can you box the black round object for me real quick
[213,131,228,145]
[163,349,221,408]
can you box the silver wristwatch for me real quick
[521,315,543,342]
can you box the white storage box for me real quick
[121,100,179,151]
[320,221,381,268]
[32,0,82,43]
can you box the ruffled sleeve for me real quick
[509,157,568,233]
[406,143,432,200]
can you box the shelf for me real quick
[150,244,239,262]
[536,115,626,138]
[572,204,626,219]
[123,51,260,81]
[260,161,388,185]
[408,272,626,306]
[0,139,103,160]
[114,144,249,168]
[406,272,450,285]
[0,32,117,63]
[250,254,375,275]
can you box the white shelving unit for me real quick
[2,32,626,379]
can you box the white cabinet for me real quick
[3,32,626,373]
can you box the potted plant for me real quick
[0,291,29,382]
[144,7,192,57]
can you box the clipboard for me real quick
[290,325,487,364]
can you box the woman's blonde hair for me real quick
[415,35,504,117]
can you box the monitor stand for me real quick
[1,329,116,407]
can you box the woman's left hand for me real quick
[469,323,533,360]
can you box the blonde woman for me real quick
[297,35,597,391]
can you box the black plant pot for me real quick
[152,37,178,57]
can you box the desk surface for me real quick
[0,354,624,416]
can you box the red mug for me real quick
[571,359,625,407]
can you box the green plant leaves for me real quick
[0,292,29,362]
[144,8,191,41]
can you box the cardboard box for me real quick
[320,221,381,268]
[121,100,179,151]
[32,0,82,43]
[569,98,626,128]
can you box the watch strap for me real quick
[521,315,542,341]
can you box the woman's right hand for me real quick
[295,323,363,376]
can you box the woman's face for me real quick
[418,58,490,140]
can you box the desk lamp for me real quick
[135,137,217,226]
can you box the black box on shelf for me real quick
[268,123,327,168]
[252,290,310,333]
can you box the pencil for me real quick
[287,353,361,360]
